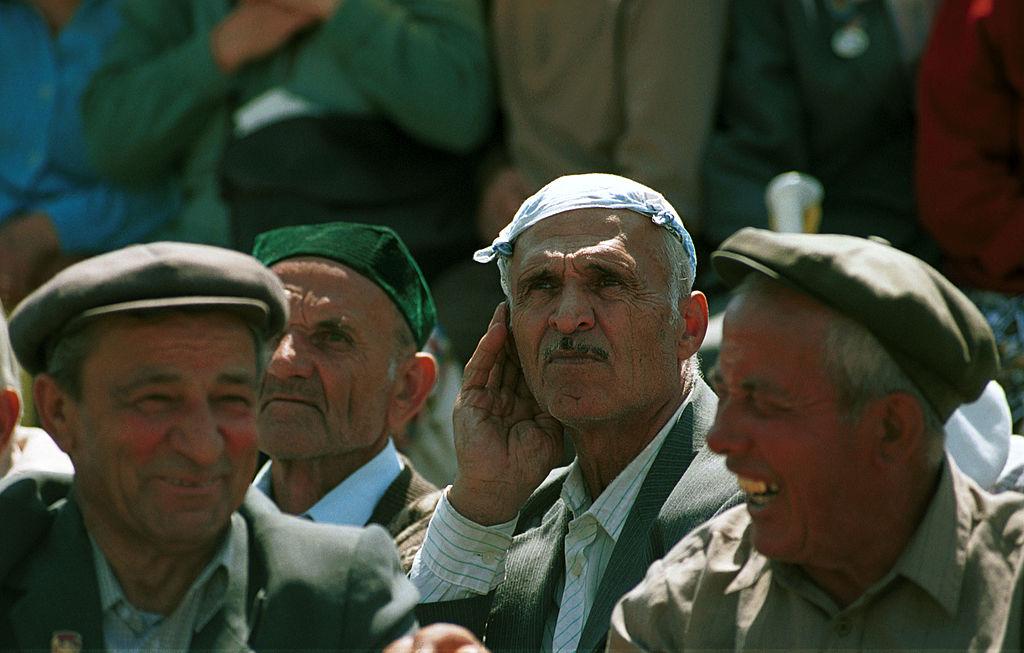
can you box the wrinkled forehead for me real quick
[272,257,396,320]
[510,208,661,265]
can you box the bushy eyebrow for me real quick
[115,369,258,396]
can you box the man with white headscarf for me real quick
[410,173,740,653]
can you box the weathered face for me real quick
[59,312,260,552]
[506,209,691,428]
[258,258,406,462]
[707,287,874,567]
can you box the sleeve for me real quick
[700,0,811,246]
[287,0,493,153]
[915,0,1024,286]
[81,1,235,184]
[615,0,727,230]
[345,524,420,650]
[606,533,711,653]
[34,182,179,252]
[409,488,517,602]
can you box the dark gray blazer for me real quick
[0,474,417,652]
[416,377,742,652]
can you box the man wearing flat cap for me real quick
[251,222,440,570]
[0,242,417,651]
[608,228,1024,651]
[411,173,739,652]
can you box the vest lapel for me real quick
[576,396,700,652]
[485,499,571,651]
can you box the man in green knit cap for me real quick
[252,221,440,570]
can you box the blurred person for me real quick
[0,0,180,307]
[916,0,1024,430]
[0,304,71,480]
[0,242,416,651]
[608,229,1020,651]
[82,0,491,277]
[251,222,441,570]
[412,174,739,653]
[435,0,726,364]
[703,0,940,263]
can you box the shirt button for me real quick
[836,619,852,637]
[570,557,584,577]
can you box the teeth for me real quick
[737,477,779,496]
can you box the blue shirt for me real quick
[254,439,404,526]
[0,0,179,251]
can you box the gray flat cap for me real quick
[712,228,999,421]
[10,242,289,375]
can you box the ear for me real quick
[385,352,439,435]
[677,290,710,361]
[33,374,79,455]
[0,387,20,455]
[868,391,928,466]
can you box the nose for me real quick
[548,285,595,334]
[267,331,313,379]
[706,406,750,457]
[170,406,226,467]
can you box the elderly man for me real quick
[251,222,440,569]
[0,306,72,480]
[411,173,739,652]
[608,229,1022,651]
[0,242,416,651]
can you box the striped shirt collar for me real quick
[559,397,689,542]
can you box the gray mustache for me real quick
[543,336,610,362]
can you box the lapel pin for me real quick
[50,631,83,653]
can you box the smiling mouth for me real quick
[262,397,318,410]
[737,476,780,507]
[163,477,218,489]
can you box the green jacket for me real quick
[82,0,492,248]
[0,474,418,652]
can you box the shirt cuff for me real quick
[415,487,518,596]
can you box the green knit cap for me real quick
[253,222,437,348]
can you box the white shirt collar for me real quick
[254,439,404,526]
[560,397,690,542]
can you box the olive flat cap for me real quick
[252,222,437,348]
[10,242,289,375]
[712,228,999,421]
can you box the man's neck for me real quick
[269,442,388,515]
[801,463,942,608]
[85,518,223,616]
[569,388,687,501]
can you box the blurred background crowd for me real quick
[2,0,1022,437]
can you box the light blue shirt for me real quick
[254,439,404,525]
[0,0,179,251]
[90,513,248,653]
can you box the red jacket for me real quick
[917,0,1024,293]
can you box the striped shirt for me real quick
[90,513,248,652]
[411,399,687,652]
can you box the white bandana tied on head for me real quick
[473,173,697,279]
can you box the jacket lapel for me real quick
[485,498,571,651]
[576,382,709,652]
[8,496,106,652]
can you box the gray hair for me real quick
[734,277,945,461]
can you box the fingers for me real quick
[396,624,487,653]
[462,303,509,391]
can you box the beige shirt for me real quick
[609,459,1024,651]
[491,0,726,228]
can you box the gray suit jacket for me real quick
[416,377,742,652]
[0,474,417,652]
